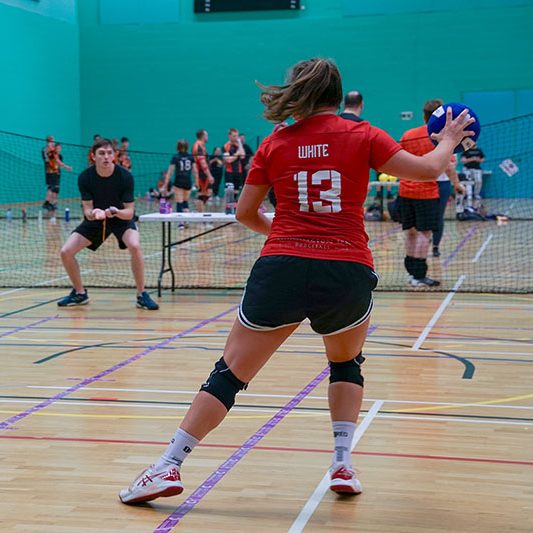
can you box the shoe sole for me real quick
[57,299,90,307]
[119,485,183,504]
[330,481,362,495]
[136,303,159,310]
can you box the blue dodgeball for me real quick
[427,102,480,153]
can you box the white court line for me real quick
[33,270,93,287]
[0,288,26,297]
[472,233,493,263]
[288,400,384,533]
[412,275,466,351]
[24,386,533,410]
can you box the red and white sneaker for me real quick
[119,465,183,504]
[329,465,363,495]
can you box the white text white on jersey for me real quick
[298,144,329,159]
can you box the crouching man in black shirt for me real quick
[58,138,159,310]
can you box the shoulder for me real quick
[116,165,133,180]
[79,167,94,180]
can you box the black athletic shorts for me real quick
[239,256,378,336]
[399,197,439,232]
[225,172,243,190]
[46,173,60,192]
[173,176,192,190]
[74,218,137,251]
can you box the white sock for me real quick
[154,428,199,471]
[332,421,356,468]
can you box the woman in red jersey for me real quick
[120,58,474,504]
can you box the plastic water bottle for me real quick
[6,209,12,222]
[225,183,235,214]
[165,200,172,214]
[159,197,166,214]
[38,210,43,225]
[64,207,70,222]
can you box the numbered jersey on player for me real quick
[246,114,401,267]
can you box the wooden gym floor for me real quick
[0,288,532,532]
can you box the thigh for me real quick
[322,320,370,362]
[62,230,92,254]
[114,222,139,250]
[307,260,377,336]
[223,320,300,382]
[173,187,184,202]
[239,256,308,331]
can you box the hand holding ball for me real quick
[427,103,480,153]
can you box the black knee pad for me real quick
[329,353,365,387]
[200,357,247,410]
[50,185,60,194]
[176,202,183,213]
[182,201,189,210]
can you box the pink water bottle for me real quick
[159,197,166,214]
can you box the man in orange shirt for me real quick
[399,99,442,287]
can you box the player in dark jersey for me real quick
[58,138,159,311]
[192,129,215,212]
[223,128,245,191]
[41,135,72,211]
[165,140,194,214]
[119,58,475,504]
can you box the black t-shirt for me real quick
[171,153,194,180]
[461,148,485,169]
[339,112,363,122]
[209,157,223,181]
[242,143,254,169]
[78,164,134,216]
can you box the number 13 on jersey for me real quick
[294,169,342,213]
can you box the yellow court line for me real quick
[0,410,328,421]
[389,392,533,413]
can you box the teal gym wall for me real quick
[1,0,533,203]
[0,1,80,142]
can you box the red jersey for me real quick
[398,125,438,199]
[246,114,401,268]
[192,141,209,179]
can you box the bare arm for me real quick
[446,161,465,194]
[235,184,272,236]
[81,200,103,221]
[165,164,175,188]
[380,107,475,181]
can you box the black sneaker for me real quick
[136,291,159,310]
[410,277,441,287]
[432,246,441,257]
[57,289,89,307]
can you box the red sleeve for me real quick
[369,126,402,170]
[245,140,269,185]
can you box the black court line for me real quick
[33,336,171,364]
[0,297,58,318]
[366,338,476,379]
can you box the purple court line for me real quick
[0,306,239,431]
[0,316,58,340]
[442,225,479,268]
[154,324,378,532]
